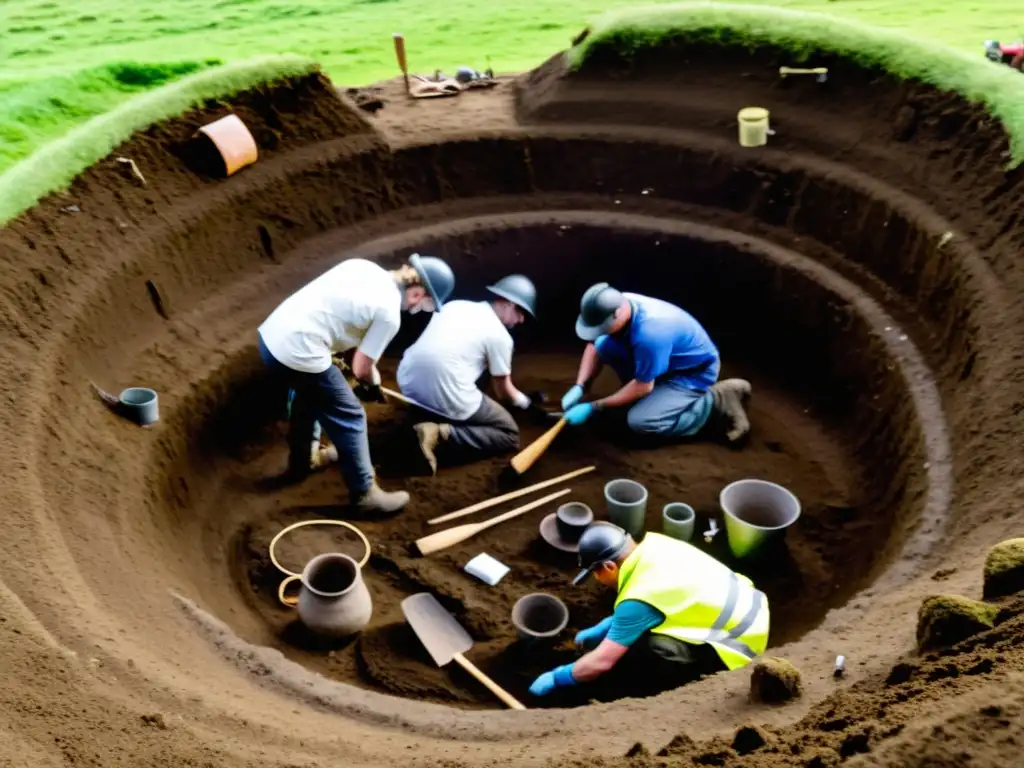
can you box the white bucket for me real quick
[720,479,800,558]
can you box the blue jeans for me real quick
[258,333,373,496]
[626,380,714,437]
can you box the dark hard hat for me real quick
[575,282,624,341]
[487,274,537,317]
[409,253,455,311]
[572,522,629,585]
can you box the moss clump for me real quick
[916,594,999,652]
[568,2,1024,166]
[750,657,802,703]
[983,538,1024,599]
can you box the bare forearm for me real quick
[595,379,654,410]
[575,344,603,387]
[572,640,628,682]
[351,350,379,384]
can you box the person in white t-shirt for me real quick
[397,274,540,474]
[257,253,455,515]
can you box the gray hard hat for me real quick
[487,274,537,317]
[572,522,630,585]
[575,282,625,341]
[409,253,455,311]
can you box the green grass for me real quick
[570,3,1024,164]
[1,0,1023,223]
[0,55,317,225]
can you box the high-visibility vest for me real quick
[614,533,770,670]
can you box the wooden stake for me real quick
[393,33,410,94]
[427,465,597,525]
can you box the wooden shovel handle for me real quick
[453,653,526,710]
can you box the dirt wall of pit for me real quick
[0,40,1021,767]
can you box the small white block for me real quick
[464,553,510,586]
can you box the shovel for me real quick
[401,593,526,710]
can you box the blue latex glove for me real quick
[575,616,614,650]
[561,384,584,410]
[564,402,595,426]
[529,664,577,696]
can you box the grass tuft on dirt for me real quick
[0,54,318,226]
[568,2,1024,165]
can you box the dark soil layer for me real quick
[0,36,1020,768]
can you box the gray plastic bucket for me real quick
[720,479,801,559]
[604,479,648,539]
[119,387,159,426]
[662,503,696,542]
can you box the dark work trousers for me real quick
[257,333,374,496]
[444,395,520,456]
[612,634,727,694]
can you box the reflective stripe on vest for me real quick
[705,571,767,661]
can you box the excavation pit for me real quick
[191,213,946,709]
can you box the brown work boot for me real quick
[352,481,410,516]
[414,422,451,476]
[710,379,752,443]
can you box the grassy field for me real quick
[1,0,1022,175]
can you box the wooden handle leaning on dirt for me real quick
[428,465,597,524]
[415,488,571,556]
[393,33,410,93]
[510,417,567,474]
[452,652,526,710]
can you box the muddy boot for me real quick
[310,442,339,470]
[709,379,752,443]
[352,481,410,516]
[414,422,451,476]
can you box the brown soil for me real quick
[0,36,1023,768]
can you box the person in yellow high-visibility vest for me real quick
[529,522,770,697]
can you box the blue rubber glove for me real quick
[561,384,584,411]
[564,402,595,426]
[528,664,577,696]
[575,616,614,650]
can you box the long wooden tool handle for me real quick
[453,653,526,709]
[393,33,410,93]
[510,417,566,474]
[415,489,570,556]
[379,385,450,420]
[428,465,597,525]
[779,66,827,75]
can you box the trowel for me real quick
[401,593,526,709]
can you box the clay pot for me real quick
[296,553,373,638]
[511,593,569,644]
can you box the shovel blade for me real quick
[401,593,474,667]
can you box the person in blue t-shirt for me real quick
[559,282,751,442]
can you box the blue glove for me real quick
[561,384,584,410]
[528,664,577,696]
[575,616,613,650]
[564,402,595,426]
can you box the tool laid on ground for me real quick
[509,417,567,475]
[778,66,828,83]
[401,592,526,709]
[985,40,1024,71]
[415,488,570,556]
[428,465,596,525]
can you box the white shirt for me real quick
[258,258,401,373]
[397,300,513,421]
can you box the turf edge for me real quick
[568,2,1024,166]
[0,54,319,227]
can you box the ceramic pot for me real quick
[555,502,594,543]
[296,553,373,638]
[511,593,569,643]
[662,503,696,542]
[604,479,648,539]
[720,479,801,559]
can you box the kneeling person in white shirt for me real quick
[397,275,539,473]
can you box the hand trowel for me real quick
[401,593,526,710]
